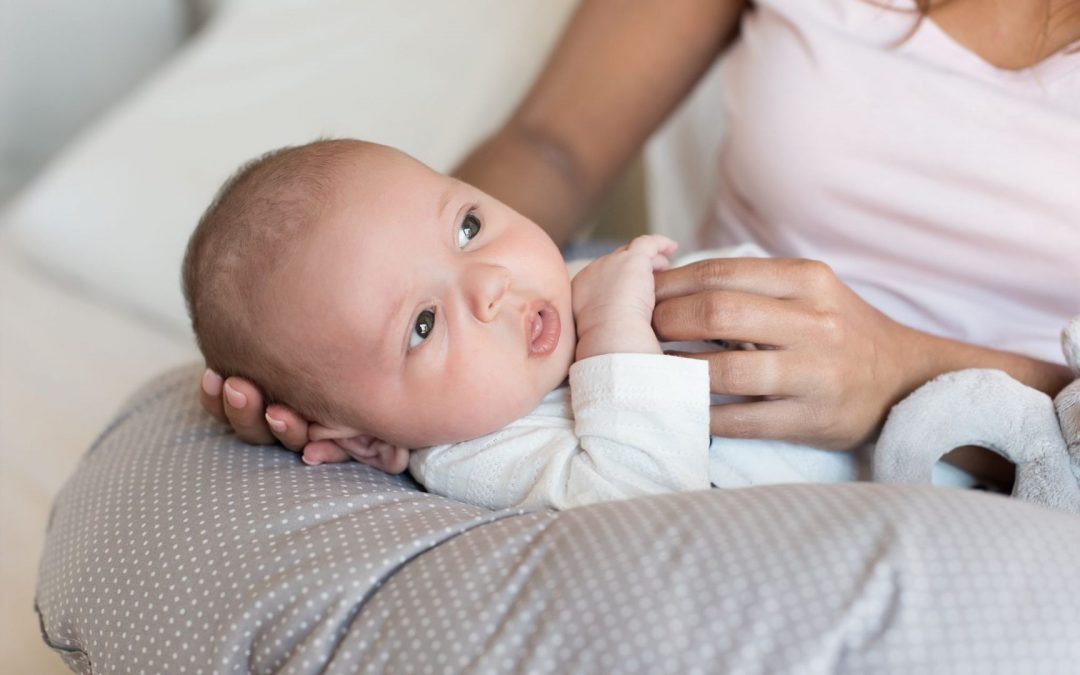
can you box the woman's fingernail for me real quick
[223,382,247,409]
[265,413,287,432]
[202,370,223,396]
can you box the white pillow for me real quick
[1,0,576,335]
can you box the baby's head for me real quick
[183,139,575,470]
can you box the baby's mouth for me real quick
[527,303,561,357]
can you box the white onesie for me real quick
[409,352,878,511]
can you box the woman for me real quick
[199,0,1079,459]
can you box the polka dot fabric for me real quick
[37,365,1080,673]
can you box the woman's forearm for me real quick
[898,324,1074,401]
[452,0,745,246]
[452,125,590,246]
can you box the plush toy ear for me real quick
[1061,316,1080,375]
[1055,316,1080,483]
[307,423,410,474]
[875,369,1080,514]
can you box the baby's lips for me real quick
[525,301,561,357]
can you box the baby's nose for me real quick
[465,264,511,322]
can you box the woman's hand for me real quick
[196,371,395,466]
[197,371,406,466]
[652,258,917,451]
[198,370,360,464]
[198,369,311,450]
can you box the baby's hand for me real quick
[572,234,677,360]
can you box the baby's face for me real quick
[275,147,575,449]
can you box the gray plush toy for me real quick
[874,316,1080,514]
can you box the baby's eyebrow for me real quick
[384,288,409,359]
[437,183,455,224]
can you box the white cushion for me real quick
[1,0,576,335]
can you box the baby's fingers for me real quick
[655,235,678,258]
[627,234,678,257]
[651,252,673,272]
[625,234,677,271]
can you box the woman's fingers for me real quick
[301,440,352,465]
[709,398,851,449]
[199,369,228,425]
[265,404,310,452]
[220,377,277,445]
[670,349,797,397]
[653,289,812,345]
[654,257,837,302]
[709,398,805,442]
[199,369,312,448]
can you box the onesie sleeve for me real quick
[410,353,711,510]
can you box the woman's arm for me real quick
[653,257,1075,451]
[909,330,1073,399]
[453,0,745,245]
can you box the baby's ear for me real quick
[308,423,410,474]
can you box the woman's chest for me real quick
[714,0,1080,342]
[722,1,1080,234]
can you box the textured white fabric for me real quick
[701,0,1080,363]
[412,353,874,510]
[411,354,712,510]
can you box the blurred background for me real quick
[0,1,216,207]
[0,1,722,671]
[2,5,207,671]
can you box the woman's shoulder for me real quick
[751,0,919,45]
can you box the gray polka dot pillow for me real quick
[37,365,1080,673]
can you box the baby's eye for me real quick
[409,308,436,349]
[456,212,481,249]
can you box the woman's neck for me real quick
[929,0,1080,70]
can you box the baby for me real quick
[184,139,971,510]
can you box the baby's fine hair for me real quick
[183,138,366,425]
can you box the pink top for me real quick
[703,0,1080,363]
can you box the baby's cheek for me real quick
[472,384,538,431]
[416,379,529,445]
